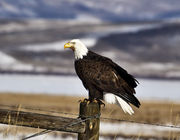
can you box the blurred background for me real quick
[0,0,180,139]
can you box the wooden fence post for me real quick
[78,101,101,140]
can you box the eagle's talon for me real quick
[87,100,91,105]
[84,98,89,102]
[97,99,105,107]
[100,102,105,107]
[92,99,98,103]
[91,99,105,107]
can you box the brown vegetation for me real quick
[0,93,179,139]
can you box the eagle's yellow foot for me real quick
[81,98,94,105]
[91,99,98,103]
[91,99,105,107]
[79,98,105,106]
[79,98,89,103]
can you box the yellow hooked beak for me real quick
[64,42,73,49]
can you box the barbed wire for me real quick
[101,117,180,129]
[22,130,51,140]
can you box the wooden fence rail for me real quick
[0,101,101,140]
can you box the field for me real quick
[0,93,179,139]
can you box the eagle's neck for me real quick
[74,44,88,60]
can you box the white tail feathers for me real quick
[116,96,134,115]
[104,93,134,115]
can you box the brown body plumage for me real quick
[75,51,140,108]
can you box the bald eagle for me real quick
[64,39,140,115]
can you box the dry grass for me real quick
[102,100,180,125]
[0,92,179,139]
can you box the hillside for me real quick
[0,20,180,79]
[94,23,180,79]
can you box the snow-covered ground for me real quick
[0,74,179,101]
[0,121,179,140]
[100,122,180,138]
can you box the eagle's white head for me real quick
[64,39,88,60]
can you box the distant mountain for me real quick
[0,19,180,79]
[96,24,180,63]
[1,0,180,22]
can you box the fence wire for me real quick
[101,117,180,129]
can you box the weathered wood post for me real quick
[78,101,101,140]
